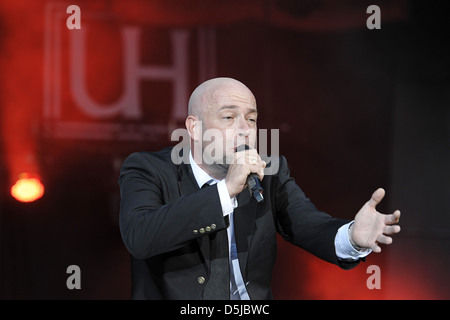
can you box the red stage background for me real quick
[0,0,449,299]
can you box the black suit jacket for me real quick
[118,146,359,300]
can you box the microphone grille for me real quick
[236,144,250,152]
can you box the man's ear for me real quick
[185,116,201,141]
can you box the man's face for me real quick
[199,84,258,167]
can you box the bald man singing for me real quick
[118,77,401,300]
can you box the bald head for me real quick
[188,77,256,119]
[186,77,259,178]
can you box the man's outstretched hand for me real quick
[350,188,401,253]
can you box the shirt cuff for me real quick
[217,179,238,217]
[335,222,372,261]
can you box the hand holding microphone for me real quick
[224,145,265,202]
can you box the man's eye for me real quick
[223,116,233,120]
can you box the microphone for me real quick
[236,144,264,203]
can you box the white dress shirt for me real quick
[189,152,370,300]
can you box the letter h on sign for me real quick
[69,27,189,120]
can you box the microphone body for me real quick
[236,145,264,203]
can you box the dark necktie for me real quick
[201,182,230,300]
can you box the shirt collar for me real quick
[189,151,218,188]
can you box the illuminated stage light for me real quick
[10,173,45,203]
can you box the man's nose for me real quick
[237,117,251,136]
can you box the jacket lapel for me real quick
[176,162,211,268]
[233,189,258,280]
[177,162,198,195]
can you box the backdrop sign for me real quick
[43,3,216,142]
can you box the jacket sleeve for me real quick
[273,156,360,269]
[118,152,227,260]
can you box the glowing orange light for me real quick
[11,173,45,203]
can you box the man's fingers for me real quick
[371,243,382,253]
[250,164,265,181]
[383,225,401,235]
[237,150,265,180]
[377,234,393,245]
[391,209,401,220]
[256,161,266,181]
[383,210,401,225]
[367,188,385,208]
